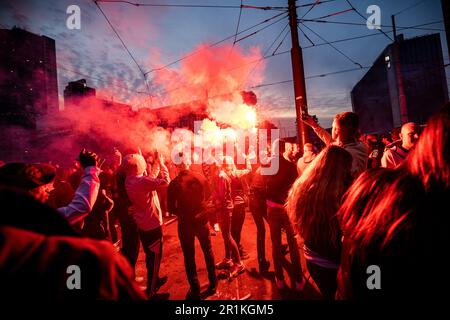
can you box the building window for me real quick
[385,55,391,69]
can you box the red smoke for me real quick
[154,43,265,108]
[1,43,266,165]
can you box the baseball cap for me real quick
[0,162,56,190]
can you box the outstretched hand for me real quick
[78,148,99,168]
[302,114,317,128]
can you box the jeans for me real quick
[267,206,302,282]
[178,218,217,294]
[231,203,246,248]
[118,207,140,270]
[249,192,268,265]
[139,226,163,296]
[218,210,241,263]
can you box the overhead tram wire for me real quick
[58,64,148,95]
[225,0,244,62]
[251,60,450,90]
[272,27,291,55]
[392,0,428,16]
[298,6,356,50]
[308,8,355,20]
[144,11,288,75]
[245,22,290,81]
[230,14,288,43]
[58,63,168,106]
[306,66,369,79]
[250,79,294,89]
[153,65,369,110]
[249,66,370,89]
[233,1,244,45]
[345,0,393,41]
[297,0,341,8]
[298,25,316,47]
[148,11,287,94]
[299,21,444,49]
[96,0,287,10]
[93,0,152,96]
[298,21,445,54]
[300,23,364,68]
[300,0,320,19]
[152,13,290,96]
[155,27,291,98]
[153,17,442,98]
[299,18,445,32]
[95,0,339,10]
[96,0,335,81]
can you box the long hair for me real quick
[286,146,353,247]
[404,103,450,190]
[338,103,450,254]
[337,168,411,252]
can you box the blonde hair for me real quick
[286,146,353,247]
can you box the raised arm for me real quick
[57,149,100,225]
[140,153,170,190]
[302,115,333,146]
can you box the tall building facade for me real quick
[0,27,58,128]
[351,33,448,134]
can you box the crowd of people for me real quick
[0,102,449,300]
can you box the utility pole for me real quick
[288,0,308,151]
[392,15,408,124]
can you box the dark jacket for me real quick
[167,170,211,223]
[265,155,298,205]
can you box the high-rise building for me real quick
[0,27,59,128]
[351,33,448,134]
[442,0,450,59]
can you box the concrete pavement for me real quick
[135,210,323,300]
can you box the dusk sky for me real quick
[1,0,448,132]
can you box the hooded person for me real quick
[122,152,170,298]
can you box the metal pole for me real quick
[392,14,408,124]
[288,0,308,150]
